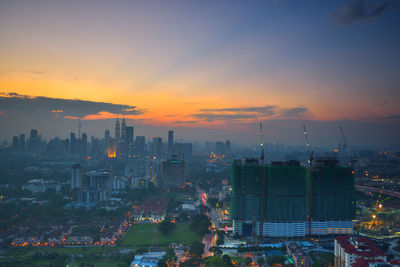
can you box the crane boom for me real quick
[303,125,313,165]
[260,123,264,164]
[339,125,352,165]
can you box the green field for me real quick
[72,258,127,267]
[1,223,201,266]
[120,223,202,247]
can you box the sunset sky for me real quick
[0,0,399,146]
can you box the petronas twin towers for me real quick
[115,118,126,141]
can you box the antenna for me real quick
[77,121,82,139]
[260,123,264,164]
[303,125,313,165]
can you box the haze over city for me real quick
[2,1,400,267]
[1,0,399,146]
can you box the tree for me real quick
[222,254,233,267]
[257,257,265,267]
[244,257,253,266]
[158,218,177,236]
[189,240,205,258]
[136,247,148,254]
[180,257,202,267]
[266,255,285,265]
[209,246,222,256]
[165,246,177,262]
[190,214,211,235]
[204,256,227,267]
[216,230,225,246]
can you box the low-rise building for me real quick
[130,251,166,267]
[133,198,168,222]
[334,236,387,267]
[287,242,312,267]
[22,179,61,193]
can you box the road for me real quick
[198,188,219,257]
[356,185,400,199]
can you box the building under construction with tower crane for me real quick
[231,124,355,238]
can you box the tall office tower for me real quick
[176,143,193,160]
[12,136,19,152]
[306,157,354,235]
[19,134,25,152]
[30,129,38,139]
[135,136,146,154]
[156,137,163,156]
[80,171,112,203]
[28,129,40,154]
[121,118,127,141]
[161,155,185,189]
[81,132,87,157]
[70,132,76,155]
[216,141,224,155]
[224,140,231,156]
[168,130,174,154]
[105,129,110,142]
[126,126,134,144]
[115,118,120,140]
[152,136,157,155]
[71,163,83,189]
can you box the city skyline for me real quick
[1,0,399,146]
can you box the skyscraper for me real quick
[126,126,134,144]
[225,139,231,156]
[161,155,185,189]
[70,132,76,156]
[135,136,146,155]
[105,129,110,142]
[19,134,25,152]
[121,118,127,141]
[30,129,38,139]
[71,163,83,189]
[12,136,19,151]
[168,130,174,155]
[156,137,163,156]
[115,118,120,140]
[28,129,40,154]
[81,132,87,157]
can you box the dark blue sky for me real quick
[0,0,399,146]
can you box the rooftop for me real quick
[335,236,385,258]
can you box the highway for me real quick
[356,185,400,198]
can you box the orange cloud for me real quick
[64,111,142,120]
[64,115,81,120]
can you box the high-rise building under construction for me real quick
[231,156,354,238]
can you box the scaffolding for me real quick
[265,165,307,221]
[307,165,355,221]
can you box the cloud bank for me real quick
[191,105,311,121]
[0,92,144,120]
[331,0,395,25]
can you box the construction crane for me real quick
[259,122,264,164]
[339,125,355,166]
[258,122,265,241]
[303,125,313,165]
